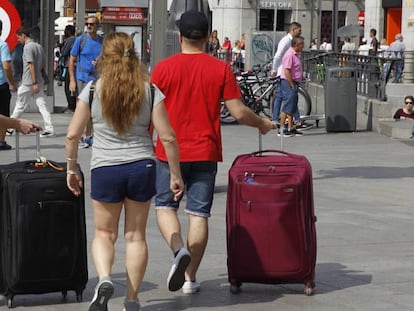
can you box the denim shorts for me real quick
[280,79,299,115]
[155,160,217,218]
[91,159,156,203]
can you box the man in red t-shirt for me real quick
[151,10,275,294]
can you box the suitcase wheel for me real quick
[229,281,242,294]
[62,290,68,301]
[304,281,315,296]
[76,290,83,302]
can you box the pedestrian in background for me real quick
[320,37,332,51]
[9,26,55,138]
[389,33,406,83]
[69,15,102,149]
[310,37,318,50]
[151,10,274,295]
[278,36,306,137]
[207,30,220,57]
[65,32,184,311]
[393,95,414,138]
[0,20,18,150]
[239,33,246,50]
[231,39,243,72]
[270,22,310,130]
[60,24,77,112]
[369,28,379,56]
[341,37,355,53]
[221,36,232,64]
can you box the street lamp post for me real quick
[273,0,277,55]
[332,0,338,52]
[150,0,167,69]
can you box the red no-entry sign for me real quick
[0,1,22,51]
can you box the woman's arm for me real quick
[65,98,90,196]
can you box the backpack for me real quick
[78,33,88,58]
[54,56,66,81]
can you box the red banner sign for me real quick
[102,7,145,22]
[0,1,22,51]
[358,11,365,26]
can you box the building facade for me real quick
[207,0,360,52]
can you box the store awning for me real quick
[98,0,149,8]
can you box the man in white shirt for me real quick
[270,22,302,123]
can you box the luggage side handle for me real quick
[251,149,295,158]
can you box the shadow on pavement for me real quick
[142,262,371,310]
[315,166,414,179]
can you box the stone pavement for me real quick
[1,83,414,310]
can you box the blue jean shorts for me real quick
[91,159,156,203]
[155,160,217,218]
[280,79,299,115]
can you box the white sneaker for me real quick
[39,131,55,138]
[182,281,200,294]
[167,248,191,291]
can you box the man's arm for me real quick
[284,68,295,88]
[68,55,77,93]
[225,98,275,134]
[27,62,40,94]
[0,115,40,134]
[2,60,17,92]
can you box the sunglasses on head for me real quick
[405,101,413,104]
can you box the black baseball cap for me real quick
[175,10,208,40]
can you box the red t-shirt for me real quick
[151,53,241,162]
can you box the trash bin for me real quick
[324,67,357,132]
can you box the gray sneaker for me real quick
[167,248,191,291]
[123,300,141,311]
[89,278,114,311]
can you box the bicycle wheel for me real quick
[298,86,312,117]
[250,82,275,119]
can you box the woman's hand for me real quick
[67,173,83,196]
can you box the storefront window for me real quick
[259,9,291,32]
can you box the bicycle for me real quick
[221,67,312,123]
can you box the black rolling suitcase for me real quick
[0,132,88,308]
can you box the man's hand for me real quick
[10,83,17,92]
[259,118,277,135]
[16,118,41,134]
[32,83,39,94]
[69,80,76,94]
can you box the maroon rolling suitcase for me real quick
[226,146,317,295]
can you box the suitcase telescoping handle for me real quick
[15,130,41,162]
[258,124,283,153]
